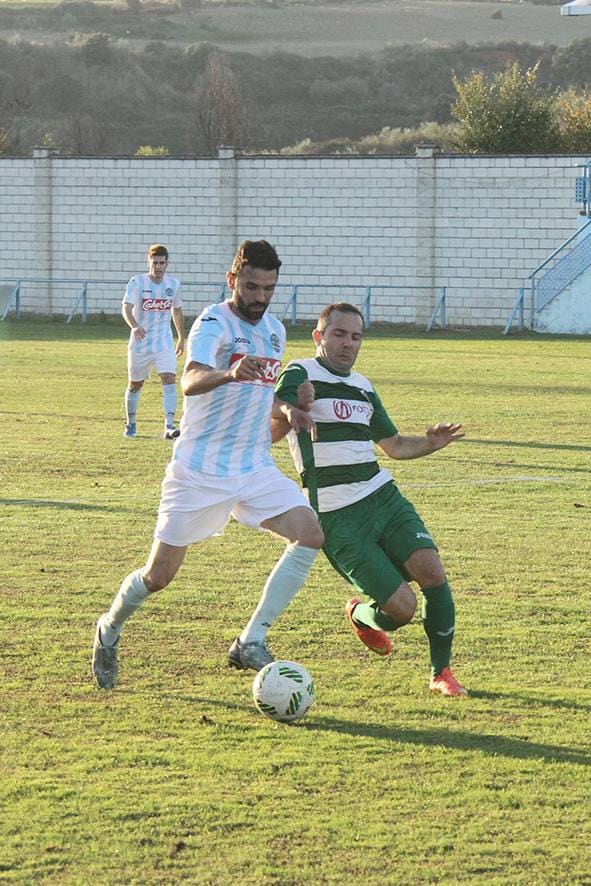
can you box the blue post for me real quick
[362,286,371,328]
[440,286,446,329]
[291,286,298,325]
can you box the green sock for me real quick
[421,581,455,676]
[351,600,399,633]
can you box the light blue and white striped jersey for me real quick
[123,273,182,355]
[173,300,286,477]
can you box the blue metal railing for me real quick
[426,287,446,331]
[529,219,591,321]
[0,277,448,329]
[503,287,526,336]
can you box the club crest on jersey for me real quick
[333,399,372,421]
[143,297,172,311]
[270,333,281,354]
[165,287,174,298]
[229,353,281,385]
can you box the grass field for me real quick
[1,317,590,884]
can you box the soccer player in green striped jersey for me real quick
[270,302,468,697]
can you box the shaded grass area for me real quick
[0,319,590,884]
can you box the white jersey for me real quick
[123,273,182,355]
[173,300,286,477]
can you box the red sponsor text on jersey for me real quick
[333,399,372,421]
[229,353,281,385]
[143,297,172,312]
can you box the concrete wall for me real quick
[0,146,586,328]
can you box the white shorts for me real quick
[154,460,313,547]
[128,345,177,382]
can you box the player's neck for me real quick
[315,355,351,377]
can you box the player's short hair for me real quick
[230,240,282,276]
[148,244,168,260]
[317,302,365,332]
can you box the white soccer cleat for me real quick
[92,619,119,689]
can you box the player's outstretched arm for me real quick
[378,423,464,460]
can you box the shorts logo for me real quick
[229,353,281,385]
[333,400,372,421]
[143,297,172,311]
[270,333,281,354]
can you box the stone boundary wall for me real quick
[0,146,584,328]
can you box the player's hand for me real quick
[230,354,265,383]
[283,405,317,441]
[426,422,464,451]
[296,381,315,412]
[132,326,146,341]
[176,339,185,357]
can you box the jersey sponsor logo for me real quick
[229,353,281,385]
[200,316,218,322]
[333,399,372,421]
[143,297,172,311]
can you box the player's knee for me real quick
[298,522,324,549]
[129,381,143,392]
[418,566,447,589]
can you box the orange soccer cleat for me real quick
[429,666,468,697]
[345,598,392,656]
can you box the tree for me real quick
[450,62,559,153]
[555,89,591,153]
[194,52,251,154]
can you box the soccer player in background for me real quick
[122,243,185,440]
[266,302,468,697]
[92,240,323,690]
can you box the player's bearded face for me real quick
[229,266,278,324]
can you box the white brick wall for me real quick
[0,148,585,326]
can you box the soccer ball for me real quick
[252,660,316,723]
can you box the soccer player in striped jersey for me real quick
[122,244,185,440]
[269,302,468,697]
[92,241,323,690]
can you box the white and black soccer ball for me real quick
[252,660,316,723]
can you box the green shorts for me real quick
[320,481,437,606]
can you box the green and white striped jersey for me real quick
[275,357,397,513]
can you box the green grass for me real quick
[1,318,590,885]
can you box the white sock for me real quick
[162,383,177,428]
[100,569,150,646]
[239,543,318,645]
[125,388,140,424]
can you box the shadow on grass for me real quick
[149,692,589,766]
[467,439,591,454]
[470,689,591,715]
[305,717,590,766]
[0,498,122,511]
